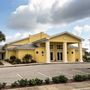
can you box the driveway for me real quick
[0,63,90,85]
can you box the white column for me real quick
[63,42,68,63]
[78,42,83,62]
[46,41,50,63]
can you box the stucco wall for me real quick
[5,50,16,59]
[49,34,80,43]
[16,49,35,60]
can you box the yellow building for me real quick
[4,32,85,63]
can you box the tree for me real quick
[83,51,90,62]
[0,31,5,42]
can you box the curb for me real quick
[0,62,89,68]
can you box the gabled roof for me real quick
[15,43,37,50]
[6,37,29,45]
[49,31,84,41]
[6,43,37,50]
[32,38,47,44]
[68,45,87,50]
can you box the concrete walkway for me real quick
[1,60,13,66]
[7,81,90,90]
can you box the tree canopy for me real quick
[0,31,5,42]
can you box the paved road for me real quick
[0,63,90,85]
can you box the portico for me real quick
[45,32,84,63]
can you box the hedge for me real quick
[1,74,90,89]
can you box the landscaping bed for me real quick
[5,54,36,64]
[0,74,90,89]
[0,61,3,65]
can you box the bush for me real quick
[31,59,36,63]
[11,81,19,88]
[4,59,9,62]
[58,75,68,83]
[5,56,22,64]
[10,56,17,64]
[52,76,60,83]
[52,75,68,83]
[28,79,36,86]
[35,78,43,85]
[22,54,32,63]
[0,82,6,89]
[15,59,21,64]
[10,56,16,60]
[17,79,28,87]
[45,78,50,84]
[73,75,87,82]
[87,74,90,80]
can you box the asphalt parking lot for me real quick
[0,63,90,85]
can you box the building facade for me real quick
[4,32,85,63]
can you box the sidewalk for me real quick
[1,60,13,66]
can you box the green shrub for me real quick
[5,59,9,62]
[6,56,22,64]
[28,79,36,86]
[10,56,16,63]
[11,81,19,88]
[15,58,21,64]
[17,79,28,87]
[87,74,90,80]
[58,75,68,83]
[35,78,43,85]
[52,75,68,83]
[0,82,6,89]
[31,59,36,63]
[22,54,32,63]
[45,78,50,84]
[73,75,87,82]
[52,76,60,83]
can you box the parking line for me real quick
[73,87,90,90]
[38,72,52,79]
[16,73,23,79]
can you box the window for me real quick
[50,45,53,49]
[57,45,63,49]
[42,51,44,56]
[50,52,53,60]
[36,51,39,54]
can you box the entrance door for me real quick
[57,52,62,61]
[50,52,54,61]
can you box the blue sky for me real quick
[0,0,28,35]
[0,0,90,51]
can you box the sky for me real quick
[0,0,90,51]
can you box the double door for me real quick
[50,51,62,61]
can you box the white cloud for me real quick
[74,25,90,35]
[0,32,32,45]
[82,40,90,52]
[8,0,90,32]
[73,25,90,51]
